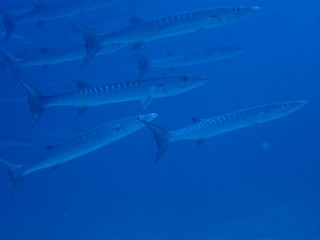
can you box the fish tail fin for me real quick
[135,53,150,76]
[70,20,102,67]
[141,120,172,164]
[2,48,21,76]
[0,9,15,41]
[0,158,24,198]
[17,79,46,128]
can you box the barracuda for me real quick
[73,6,260,66]
[3,42,126,76]
[0,113,158,197]
[18,75,209,128]
[136,46,246,75]
[142,101,308,163]
[0,0,124,40]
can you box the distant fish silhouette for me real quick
[135,46,246,75]
[0,0,123,40]
[142,101,307,163]
[2,42,126,76]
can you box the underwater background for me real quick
[0,0,319,239]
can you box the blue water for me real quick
[0,0,319,239]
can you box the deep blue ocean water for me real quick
[0,0,319,239]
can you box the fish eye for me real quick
[282,102,289,108]
[234,6,240,12]
[135,116,141,121]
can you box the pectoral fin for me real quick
[141,97,152,108]
[77,106,89,118]
[132,41,144,50]
[196,138,206,146]
[52,164,62,172]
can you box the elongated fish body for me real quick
[0,0,121,40]
[170,102,306,141]
[136,47,246,75]
[20,43,125,67]
[0,113,157,194]
[153,47,246,67]
[15,0,118,24]
[142,101,307,163]
[74,6,260,66]
[18,76,208,127]
[3,42,126,75]
[100,7,259,44]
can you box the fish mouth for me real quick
[139,113,158,122]
[252,6,262,11]
[288,100,308,111]
[297,100,308,107]
[196,76,210,83]
[241,6,261,18]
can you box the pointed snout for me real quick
[296,100,308,108]
[289,100,308,112]
[140,113,158,122]
[195,76,210,84]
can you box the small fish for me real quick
[3,42,126,76]
[0,113,158,197]
[141,101,307,163]
[135,46,246,75]
[73,6,260,66]
[17,76,209,128]
[0,0,123,40]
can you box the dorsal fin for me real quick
[129,17,144,24]
[191,117,203,123]
[52,164,62,172]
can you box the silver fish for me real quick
[135,46,246,75]
[142,101,307,163]
[73,6,260,66]
[18,76,209,127]
[0,113,158,197]
[3,42,126,76]
[0,0,123,40]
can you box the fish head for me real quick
[135,113,158,122]
[260,100,308,121]
[162,75,209,93]
[217,6,261,24]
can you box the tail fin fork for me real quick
[141,120,171,163]
[17,79,46,128]
[0,158,24,199]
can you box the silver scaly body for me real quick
[0,113,158,196]
[17,76,208,127]
[142,101,307,163]
[136,46,246,75]
[74,6,260,66]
